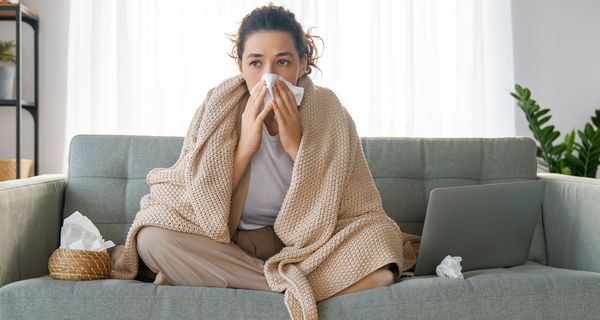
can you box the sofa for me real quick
[1,134,599,319]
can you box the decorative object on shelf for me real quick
[0,2,39,179]
[0,158,32,181]
[0,40,15,99]
[511,84,600,178]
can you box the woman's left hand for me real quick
[272,79,302,161]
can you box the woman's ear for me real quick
[238,61,250,84]
[300,55,308,74]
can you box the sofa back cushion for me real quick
[362,138,538,234]
[63,135,545,263]
[63,135,182,249]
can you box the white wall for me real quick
[511,0,600,146]
[0,0,70,175]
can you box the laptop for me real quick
[413,180,545,276]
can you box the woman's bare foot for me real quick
[327,267,395,299]
[153,272,170,285]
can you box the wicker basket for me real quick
[48,248,111,280]
[0,159,33,181]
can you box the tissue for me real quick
[435,255,464,279]
[259,73,304,110]
[60,211,115,251]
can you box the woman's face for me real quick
[238,31,308,92]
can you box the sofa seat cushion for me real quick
[321,261,600,319]
[0,276,289,320]
[1,262,599,320]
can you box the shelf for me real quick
[0,1,39,179]
[0,3,39,26]
[0,99,36,108]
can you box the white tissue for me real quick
[435,255,464,279]
[259,73,304,110]
[60,211,115,251]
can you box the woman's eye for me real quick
[278,60,291,66]
[249,61,261,67]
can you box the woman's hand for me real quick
[272,79,302,161]
[237,80,273,159]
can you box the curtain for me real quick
[65,0,515,171]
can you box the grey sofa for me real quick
[1,134,599,319]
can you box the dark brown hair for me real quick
[228,4,322,76]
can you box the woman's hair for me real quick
[228,4,322,76]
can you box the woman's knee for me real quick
[328,267,395,300]
[373,267,395,287]
[136,226,171,257]
[137,226,216,258]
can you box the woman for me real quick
[110,4,418,320]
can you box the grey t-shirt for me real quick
[238,122,294,230]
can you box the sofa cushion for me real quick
[63,135,183,247]
[330,262,600,319]
[362,137,538,235]
[2,262,599,320]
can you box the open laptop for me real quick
[413,180,545,276]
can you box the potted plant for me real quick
[0,40,16,100]
[511,84,600,178]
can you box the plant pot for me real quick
[0,63,15,100]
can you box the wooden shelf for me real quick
[0,3,39,23]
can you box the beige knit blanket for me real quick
[109,74,419,320]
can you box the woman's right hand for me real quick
[236,80,273,159]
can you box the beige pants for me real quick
[136,226,284,291]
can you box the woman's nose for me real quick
[263,62,275,75]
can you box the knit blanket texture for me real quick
[109,74,419,320]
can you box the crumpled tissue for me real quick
[435,255,464,279]
[257,73,304,110]
[60,211,115,251]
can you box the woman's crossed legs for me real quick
[136,226,396,298]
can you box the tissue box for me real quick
[48,248,111,280]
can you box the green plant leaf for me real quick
[565,130,576,146]
[584,123,594,139]
[592,109,600,128]
[566,153,585,169]
[515,84,524,96]
[550,144,566,155]
[560,166,573,175]
[577,131,588,147]
[549,131,560,144]
[0,40,16,64]
[537,115,552,126]
[535,109,550,118]
[510,84,561,172]
[574,120,600,177]
[558,160,573,175]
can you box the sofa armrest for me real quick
[538,173,600,273]
[0,174,67,287]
